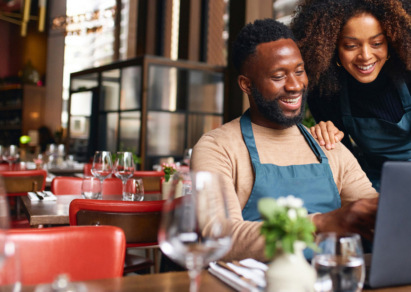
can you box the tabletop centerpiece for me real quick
[258,195,317,292]
[161,163,177,199]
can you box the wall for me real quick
[0,21,11,78]
[43,1,66,134]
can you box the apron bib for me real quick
[341,78,411,191]
[240,110,341,222]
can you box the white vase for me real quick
[161,179,183,200]
[266,241,316,292]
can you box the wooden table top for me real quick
[16,270,411,292]
[20,193,162,227]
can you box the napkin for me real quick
[208,259,268,292]
[28,191,57,201]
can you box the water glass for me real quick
[123,178,144,201]
[81,177,101,200]
[312,232,365,292]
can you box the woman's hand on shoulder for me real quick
[310,121,344,150]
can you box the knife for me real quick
[35,192,44,200]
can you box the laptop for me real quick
[366,161,411,288]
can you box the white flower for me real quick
[285,195,303,209]
[297,208,308,217]
[287,209,297,221]
[276,197,287,207]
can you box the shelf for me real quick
[0,106,22,111]
[0,125,21,130]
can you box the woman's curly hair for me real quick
[291,0,411,96]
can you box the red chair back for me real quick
[0,169,47,197]
[6,226,125,285]
[83,163,92,176]
[132,171,164,194]
[51,176,123,195]
[69,199,164,247]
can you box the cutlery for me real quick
[216,261,259,288]
[35,192,44,200]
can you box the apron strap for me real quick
[240,109,261,165]
[297,124,326,163]
[393,78,411,111]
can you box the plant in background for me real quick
[162,163,177,182]
[258,195,316,259]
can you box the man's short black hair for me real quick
[232,18,296,73]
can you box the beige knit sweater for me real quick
[191,117,378,262]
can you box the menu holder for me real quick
[208,259,268,292]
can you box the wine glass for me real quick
[183,148,193,166]
[312,232,365,292]
[91,151,113,197]
[2,145,19,170]
[114,152,135,200]
[124,178,144,201]
[158,170,232,292]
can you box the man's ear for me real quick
[238,75,252,95]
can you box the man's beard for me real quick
[251,85,306,128]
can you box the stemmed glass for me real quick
[158,170,232,292]
[91,151,113,197]
[114,152,135,200]
[2,145,19,170]
[312,232,365,292]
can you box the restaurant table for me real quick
[20,193,162,227]
[15,270,411,292]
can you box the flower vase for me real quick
[161,179,183,200]
[265,241,316,292]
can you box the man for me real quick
[191,19,378,261]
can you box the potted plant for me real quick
[258,195,317,292]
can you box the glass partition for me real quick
[68,56,224,169]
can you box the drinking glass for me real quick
[0,177,10,274]
[124,178,144,201]
[91,151,113,196]
[158,170,232,292]
[312,232,365,292]
[81,177,101,199]
[183,148,193,166]
[114,152,135,200]
[2,145,19,170]
[0,240,20,290]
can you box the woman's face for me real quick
[338,13,388,83]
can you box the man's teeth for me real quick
[357,63,374,70]
[283,96,301,104]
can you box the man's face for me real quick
[242,39,308,128]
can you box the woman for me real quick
[291,0,411,190]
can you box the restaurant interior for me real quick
[0,0,409,291]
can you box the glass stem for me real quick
[99,179,104,198]
[188,268,201,292]
[122,180,127,199]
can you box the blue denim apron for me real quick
[341,78,411,191]
[240,110,341,221]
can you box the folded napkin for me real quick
[208,259,268,292]
[28,191,57,201]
